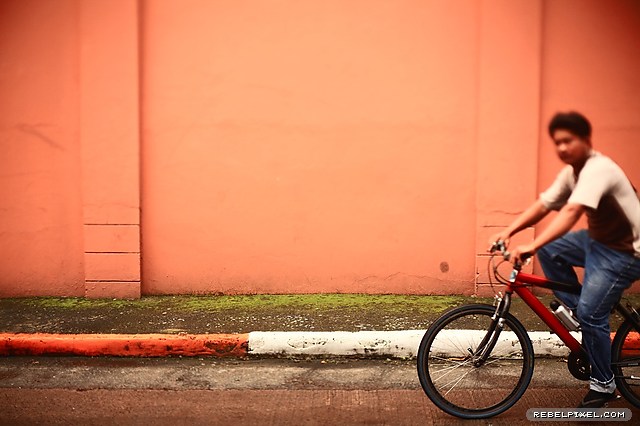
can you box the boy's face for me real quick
[551,129,592,167]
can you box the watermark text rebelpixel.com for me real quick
[527,408,632,422]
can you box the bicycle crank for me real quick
[567,351,591,381]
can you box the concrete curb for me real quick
[0,330,579,358]
[0,333,249,357]
[249,330,576,358]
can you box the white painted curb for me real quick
[248,330,579,358]
[249,330,424,358]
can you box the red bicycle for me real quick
[416,241,640,419]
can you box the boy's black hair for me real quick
[548,111,592,139]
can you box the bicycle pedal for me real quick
[603,395,622,407]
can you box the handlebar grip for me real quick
[490,241,508,254]
[503,251,532,265]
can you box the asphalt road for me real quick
[1,356,638,425]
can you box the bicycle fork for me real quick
[470,292,513,366]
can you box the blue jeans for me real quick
[537,230,640,393]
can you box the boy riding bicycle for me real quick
[489,111,640,408]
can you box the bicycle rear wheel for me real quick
[417,304,534,419]
[612,319,640,407]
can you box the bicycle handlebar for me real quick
[489,241,508,256]
[489,240,532,270]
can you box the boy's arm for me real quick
[488,199,551,247]
[509,203,584,262]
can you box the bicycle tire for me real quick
[611,319,640,407]
[417,304,534,419]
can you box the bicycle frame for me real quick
[506,270,583,353]
[499,268,640,355]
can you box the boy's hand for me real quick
[509,243,536,264]
[487,232,510,252]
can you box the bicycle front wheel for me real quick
[612,319,640,407]
[417,304,534,419]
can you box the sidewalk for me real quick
[1,294,638,358]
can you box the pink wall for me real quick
[539,0,640,190]
[141,0,479,294]
[1,0,639,298]
[0,0,84,296]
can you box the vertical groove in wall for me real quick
[473,0,544,295]
[136,0,145,296]
[473,0,484,294]
[79,0,141,299]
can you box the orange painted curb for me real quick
[0,333,249,357]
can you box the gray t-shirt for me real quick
[540,151,640,256]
